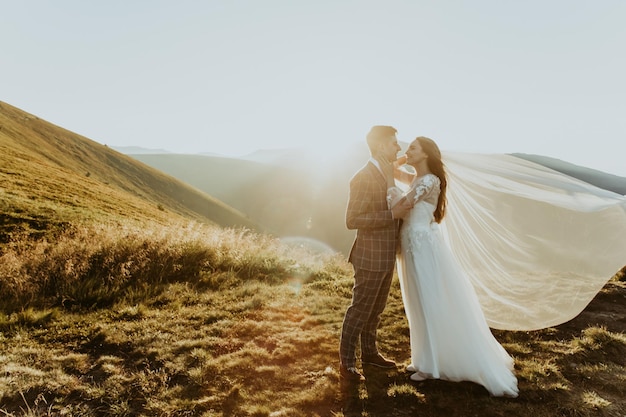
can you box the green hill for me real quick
[0,101,259,241]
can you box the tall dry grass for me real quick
[0,221,355,416]
[0,221,341,313]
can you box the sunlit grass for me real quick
[0,221,336,313]
[581,390,612,410]
[0,221,625,416]
[0,220,352,416]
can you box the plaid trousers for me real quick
[339,266,395,367]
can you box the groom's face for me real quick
[379,136,401,161]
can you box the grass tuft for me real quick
[572,326,626,366]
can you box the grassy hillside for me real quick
[0,101,259,242]
[1,102,625,416]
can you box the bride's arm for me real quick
[393,155,414,185]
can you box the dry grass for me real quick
[0,222,351,416]
[1,222,625,417]
[0,221,308,312]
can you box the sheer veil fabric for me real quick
[435,152,626,331]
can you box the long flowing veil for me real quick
[439,152,626,331]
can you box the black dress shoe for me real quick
[340,365,365,382]
[361,354,396,369]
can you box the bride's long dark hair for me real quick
[416,136,447,223]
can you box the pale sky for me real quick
[3,1,626,176]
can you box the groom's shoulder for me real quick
[350,164,382,191]
[356,161,375,175]
[351,162,374,180]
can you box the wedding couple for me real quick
[338,125,519,397]
[339,124,626,397]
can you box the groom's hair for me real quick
[366,125,397,153]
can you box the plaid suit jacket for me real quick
[346,161,401,271]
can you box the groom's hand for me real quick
[395,155,408,166]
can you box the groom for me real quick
[339,125,412,382]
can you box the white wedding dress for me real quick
[393,174,519,397]
[391,152,626,397]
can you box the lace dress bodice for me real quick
[389,173,440,228]
[404,174,440,227]
[393,174,441,253]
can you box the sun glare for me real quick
[280,236,337,257]
[298,141,363,181]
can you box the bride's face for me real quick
[405,141,428,166]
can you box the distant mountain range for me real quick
[117,146,626,197]
[511,153,626,196]
[110,145,172,155]
[125,148,357,253]
[123,146,626,255]
[3,101,624,256]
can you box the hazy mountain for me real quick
[127,146,625,256]
[239,148,307,165]
[10,97,619,257]
[110,146,172,155]
[0,101,259,240]
[130,150,361,254]
[512,153,626,195]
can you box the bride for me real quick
[386,136,626,398]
